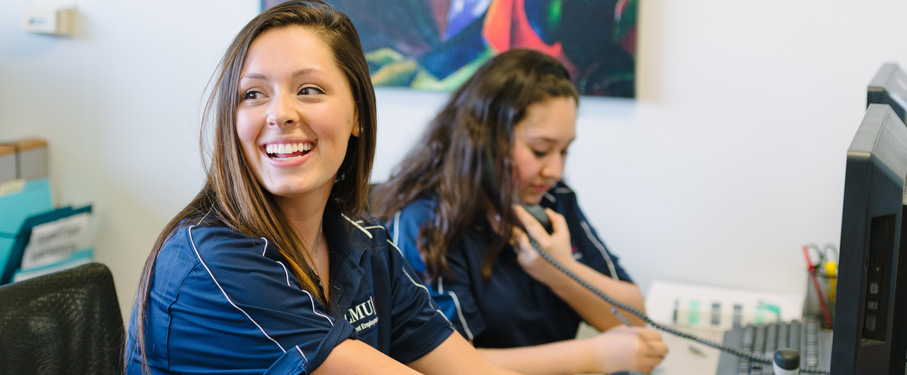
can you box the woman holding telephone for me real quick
[371,49,668,374]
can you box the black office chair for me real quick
[0,262,125,374]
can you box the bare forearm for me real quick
[408,333,522,375]
[541,260,646,329]
[314,339,423,375]
[478,340,594,375]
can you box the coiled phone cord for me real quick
[527,238,830,375]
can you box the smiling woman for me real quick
[235,24,362,296]
[123,2,520,375]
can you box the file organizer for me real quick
[0,178,53,278]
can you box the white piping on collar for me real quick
[341,213,373,238]
[387,239,404,258]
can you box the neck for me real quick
[275,189,331,256]
[276,190,331,298]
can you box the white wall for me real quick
[2,0,906,321]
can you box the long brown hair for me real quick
[372,49,578,280]
[127,1,376,373]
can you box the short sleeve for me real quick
[434,236,488,341]
[386,199,434,277]
[145,225,357,374]
[563,196,634,283]
[387,200,487,341]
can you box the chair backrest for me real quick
[0,263,125,375]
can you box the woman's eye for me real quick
[242,90,261,100]
[299,87,325,95]
[532,150,547,157]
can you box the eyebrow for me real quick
[241,68,320,81]
[530,136,576,145]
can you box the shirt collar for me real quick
[323,201,372,311]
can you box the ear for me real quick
[350,110,361,138]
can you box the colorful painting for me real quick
[262,0,638,97]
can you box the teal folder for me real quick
[0,178,53,276]
[0,205,93,284]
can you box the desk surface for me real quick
[652,326,724,374]
[576,323,724,374]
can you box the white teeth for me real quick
[266,142,312,156]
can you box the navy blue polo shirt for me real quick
[385,181,633,348]
[126,206,453,374]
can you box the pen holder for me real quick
[804,266,836,329]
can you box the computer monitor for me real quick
[831,104,907,374]
[868,63,907,124]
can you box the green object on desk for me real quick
[689,301,700,325]
[755,300,782,324]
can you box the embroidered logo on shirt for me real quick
[344,296,379,332]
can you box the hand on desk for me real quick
[589,326,669,374]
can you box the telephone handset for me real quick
[518,202,552,233]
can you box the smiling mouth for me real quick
[265,142,313,160]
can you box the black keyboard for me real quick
[715,317,832,375]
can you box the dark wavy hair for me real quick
[126,1,376,374]
[372,49,577,280]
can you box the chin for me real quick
[518,194,544,206]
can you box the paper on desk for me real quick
[646,279,804,330]
[20,212,91,270]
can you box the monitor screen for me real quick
[868,63,907,124]
[831,104,907,374]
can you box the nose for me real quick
[266,92,299,128]
[540,154,565,181]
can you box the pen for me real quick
[611,307,634,326]
[688,345,706,358]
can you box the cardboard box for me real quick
[0,139,47,181]
[16,139,48,181]
[0,145,14,184]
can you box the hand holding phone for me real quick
[511,204,574,279]
[518,202,552,233]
